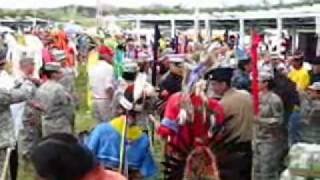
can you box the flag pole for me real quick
[152,24,160,86]
[119,113,129,177]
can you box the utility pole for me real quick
[96,0,103,27]
[33,0,37,27]
[194,5,200,42]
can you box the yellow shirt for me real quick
[87,50,99,72]
[110,116,143,140]
[288,68,310,90]
[87,50,99,109]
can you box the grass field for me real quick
[17,64,163,180]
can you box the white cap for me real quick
[309,82,320,91]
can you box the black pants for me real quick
[9,145,18,180]
[216,142,252,180]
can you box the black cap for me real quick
[205,67,234,82]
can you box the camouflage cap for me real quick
[20,57,34,65]
[43,62,61,72]
[258,71,274,82]
[51,49,66,62]
[123,62,139,73]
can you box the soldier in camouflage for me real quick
[253,72,287,180]
[299,82,320,144]
[0,54,28,180]
[16,58,42,160]
[53,50,77,131]
[34,62,74,137]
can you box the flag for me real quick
[152,24,161,86]
[114,48,124,80]
[184,36,189,54]
[250,29,261,115]
[224,29,229,43]
[175,35,179,54]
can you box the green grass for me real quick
[18,64,164,180]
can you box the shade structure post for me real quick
[277,17,283,55]
[136,19,141,43]
[205,19,211,42]
[171,19,176,38]
[239,18,245,48]
[316,16,320,56]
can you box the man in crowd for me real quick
[87,85,157,179]
[0,49,30,180]
[232,57,251,91]
[299,82,320,144]
[53,50,78,131]
[258,53,273,75]
[206,67,254,180]
[111,61,139,118]
[288,53,310,91]
[88,45,115,122]
[287,53,309,145]
[34,62,74,136]
[159,55,185,97]
[17,58,42,159]
[253,71,287,180]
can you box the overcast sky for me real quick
[0,0,302,9]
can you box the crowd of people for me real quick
[0,25,319,180]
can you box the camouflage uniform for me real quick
[15,77,41,158]
[253,91,287,180]
[0,88,27,179]
[34,80,74,137]
[59,67,77,131]
[299,92,320,144]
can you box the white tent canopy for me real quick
[0,0,312,9]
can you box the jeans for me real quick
[288,111,301,147]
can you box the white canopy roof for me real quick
[105,4,320,22]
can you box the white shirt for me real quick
[88,61,114,99]
[0,70,21,138]
[0,70,14,90]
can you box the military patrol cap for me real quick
[43,62,61,72]
[122,62,139,82]
[270,52,280,60]
[258,71,274,82]
[123,62,139,73]
[52,49,66,62]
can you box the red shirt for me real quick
[158,92,224,148]
[81,166,126,180]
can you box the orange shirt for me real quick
[81,166,126,180]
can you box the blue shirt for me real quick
[86,122,157,177]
